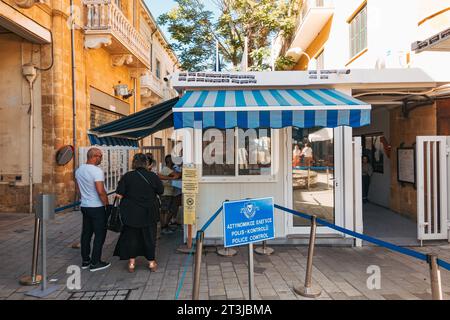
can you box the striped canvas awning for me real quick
[88,97,179,147]
[173,89,371,129]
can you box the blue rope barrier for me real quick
[176,205,223,300]
[175,238,197,300]
[274,204,450,271]
[200,206,223,232]
[438,259,450,271]
[53,191,116,213]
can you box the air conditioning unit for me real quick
[114,84,129,97]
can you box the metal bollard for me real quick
[19,217,42,285]
[294,215,321,298]
[192,231,204,300]
[427,254,443,300]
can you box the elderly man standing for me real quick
[75,147,111,272]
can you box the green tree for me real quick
[158,0,300,71]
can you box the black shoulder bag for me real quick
[106,197,123,233]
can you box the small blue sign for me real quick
[223,197,275,248]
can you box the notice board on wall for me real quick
[397,147,415,185]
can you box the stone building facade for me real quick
[0,0,179,212]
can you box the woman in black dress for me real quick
[113,153,164,272]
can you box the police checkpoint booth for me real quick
[170,70,373,247]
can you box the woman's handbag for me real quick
[107,198,123,233]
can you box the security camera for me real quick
[163,75,173,82]
[122,89,134,100]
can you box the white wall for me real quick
[194,129,287,240]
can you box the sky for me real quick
[145,0,220,43]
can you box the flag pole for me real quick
[215,40,219,72]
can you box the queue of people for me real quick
[75,148,182,273]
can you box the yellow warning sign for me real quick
[183,194,197,225]
[182,167,198,181]
[182,166,199,194]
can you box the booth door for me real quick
[287,127,344,235]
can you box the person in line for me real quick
[362,155,373,203]
[113,153,164,273]
[75,148,111,272]
[158,155,181,234]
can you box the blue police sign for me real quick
[223,197,275,248]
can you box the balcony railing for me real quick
[141,72,178,105]
[83,0,150,68]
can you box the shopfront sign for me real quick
[223,197,275,248]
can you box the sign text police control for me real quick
[223,197,275,248]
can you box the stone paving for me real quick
[1,210,450,300]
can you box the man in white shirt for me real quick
[75,147,111,272]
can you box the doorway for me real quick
[287,127,343,235]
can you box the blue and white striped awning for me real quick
[173,89,371,129]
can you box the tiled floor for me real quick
[0,210,449,300]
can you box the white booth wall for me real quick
[185,128,288,242]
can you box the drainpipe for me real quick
[150,29,157,73]
[22,63,37,214]
[134,77,137,113]
[70,0,77,200]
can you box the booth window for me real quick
[202,129,272,177]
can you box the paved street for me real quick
[0,210,450,300]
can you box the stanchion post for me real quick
[187,224,192,249]
[294,215,321,298]
[19,217,42,285]
[307,166,311,190]
[427,254,443,300]
[248,243,254,300]
[326,167,330,190]
[192,231,204,300]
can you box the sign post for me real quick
[177,164,199,254]
[223,197,275,300]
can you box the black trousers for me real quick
[362,175,371,200]
[80,206,107,265]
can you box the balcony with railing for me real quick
[289,0,334,52]
[140,72,164,105]
[140,72,178,105]
[83,0,150,69]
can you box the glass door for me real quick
[287,127,343,234]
